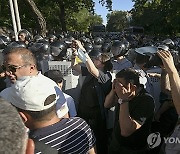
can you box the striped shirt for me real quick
[29,117,96,154]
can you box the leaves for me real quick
[106,11,129,32]
[0,0,110,33]
[131,0,180,35]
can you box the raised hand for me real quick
[157,50,176,73]
[114,81,133,100]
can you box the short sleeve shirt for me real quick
[110,89,155,152]
[30,117,96,154]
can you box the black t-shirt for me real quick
[110,88,155,152]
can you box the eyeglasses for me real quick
[2,64,27,73]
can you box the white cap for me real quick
[0,74,68,117]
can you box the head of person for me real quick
[2,75,67,129]
[0,98,34,154]
[110,40,128,58]
[48,34,57,43]
[18,29,32,44]
[3,48,38,83]
[115,68,141,98]
[44,70,64,89]
[135,52,150,69]
[89,49,113,72]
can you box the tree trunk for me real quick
[24,0,46,37]
[58,1,67,32]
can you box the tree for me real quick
[38,0,111,32]
[24,0,46,36]
[0,0,11,28]
[106,11,128,32]
[0,0,112,34]
[67,8,103,32]
[131,0,180,35]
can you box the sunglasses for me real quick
[1,64,27,73]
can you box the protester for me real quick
[1,47,69,118]
[104,68,155,153]
[71,40,112,154]
[153,67,178,137]
[108,40,133,134]
[44,69,77,117]
[157,50,180,154]
[0,75,96,153]
[0,97,34,154]
[150,66,178,154]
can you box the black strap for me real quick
[34,139,60,154]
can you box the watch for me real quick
[118,98,129,105]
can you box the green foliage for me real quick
[1,0,179,36]
[106,11,128,32]
[34,0,105,32]
[0,0,111,33]
[131,0,180,36]
[67,8,103,32]
[0,0,13,28]
[33,0,97,31]
[99,0,112,11]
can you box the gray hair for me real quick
[5,47,37,66]
[0,98,28,154]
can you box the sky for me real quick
[93,0,134,25]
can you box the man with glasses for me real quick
[0,73,96,154]
[2,47,37,84]
[1,47,69,119]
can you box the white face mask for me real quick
[17,75,33,81]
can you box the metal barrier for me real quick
[41,60,82,107]
[147,67,162,111]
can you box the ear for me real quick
[30,64,36,72]
[19,111,28,123]
[57,82,63,90]
[26,139,35,154]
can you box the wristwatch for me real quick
[118,98,129,105]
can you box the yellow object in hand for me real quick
[75,56,82,64]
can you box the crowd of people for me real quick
[0,29,180,154]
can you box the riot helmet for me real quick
[50,41,67,60]
[0,35,11,49]
[88,48,102,59]
[110,40,128,57]
[28,41,50,54]
[93,37,104,45]
[84,43,93,53]
[33,35,44,42]
[3,41,26,55]
[48,34,57,43]
[18,29,32,42]
[101,42,111,53]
